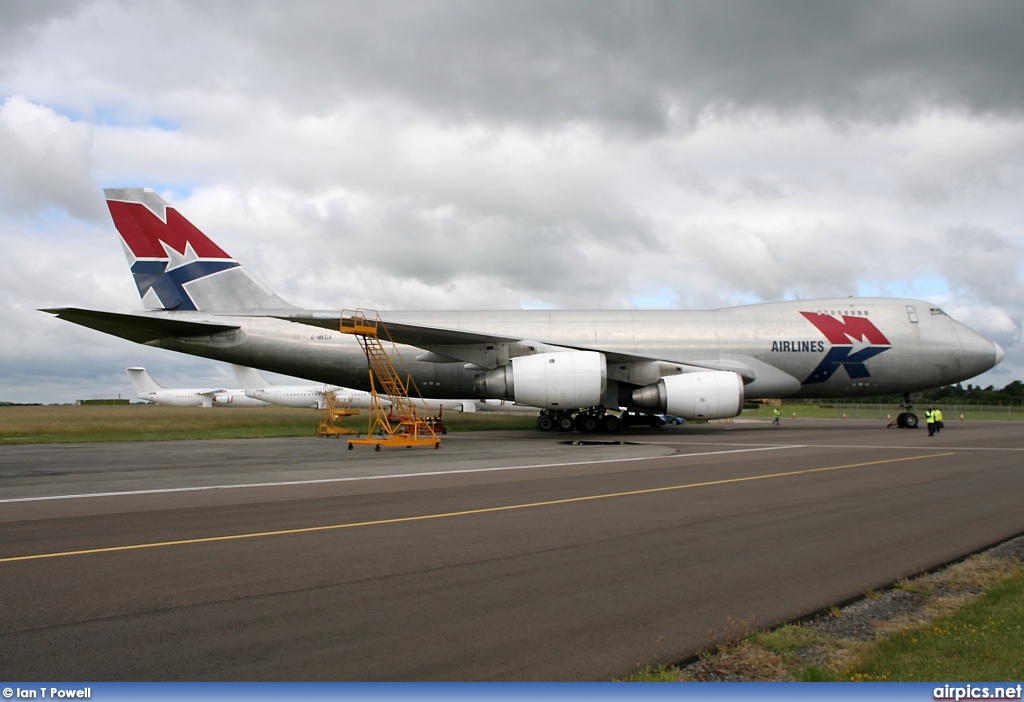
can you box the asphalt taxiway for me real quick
[1,420,1022,680]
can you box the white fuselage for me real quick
[134,388,269,408]
[146,297,1001,403]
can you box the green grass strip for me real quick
[845,570,1024,681]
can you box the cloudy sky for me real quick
[1,0,1022,402]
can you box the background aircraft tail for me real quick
[125,367,163,394]
[105,187,294,312]
[231,364,271,390]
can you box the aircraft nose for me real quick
[956,324,1004,376]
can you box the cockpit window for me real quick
[930,308,946,315]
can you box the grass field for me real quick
[0,404,538,444]
[844,570,1024,681]
[2,403,1019,444]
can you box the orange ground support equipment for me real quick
[339,310,441,452]
[316,389,359,437]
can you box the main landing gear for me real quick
[536,409,658,433]
[536,409,620,433]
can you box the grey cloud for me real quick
[938,225,1024,306]
[192,0,1024,130]
[309,192,654,300]
[0,97,105,221]
[0,1,80,67]
[8,1,1024,133]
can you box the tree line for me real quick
[857,380,1024,405]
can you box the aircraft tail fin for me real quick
[231,364,271,390]
[105,187,294,312]
[125,367,163,394]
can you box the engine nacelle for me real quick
[631,370,744,420]
[473,351,606,410]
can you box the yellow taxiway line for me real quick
[1,451,954,564]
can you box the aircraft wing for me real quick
[277,313,755,381]
[197,389,228,397]
[42,308,240,344]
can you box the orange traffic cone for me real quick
[842,413,847,419]
[791,412,797,419]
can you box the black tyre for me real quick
[581,416,600,433]
[904,413,919,429]
[557,415,575,432]
[896,412,908,428]
[347,442,354,451]
[601,415,621,433]
[537,415,556,431]
[374,444,381,452]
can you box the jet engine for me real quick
[631,370,744,420]
[473,351,606,409]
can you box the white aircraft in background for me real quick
[231,364,368,410]
[230,364,534,414]
[125,367,269,408]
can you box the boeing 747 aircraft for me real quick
[125,367,269,408]
[46,188,1004,432]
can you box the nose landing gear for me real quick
[891,393,920,428]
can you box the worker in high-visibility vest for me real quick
[926,407,936,436]
[773,407,781,425]
[934,407,944,433]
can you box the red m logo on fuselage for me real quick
[800,312,890,346]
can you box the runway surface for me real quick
[2,420,1023,680]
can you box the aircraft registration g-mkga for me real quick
[45,188,1004,432]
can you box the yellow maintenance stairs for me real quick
[316,389,359,437]
[339,310,441,451]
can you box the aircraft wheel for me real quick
[347,442,354,450]
[434,442,440,449]
[537,415,556,432]
[581,415,600,433]
[896,412,908,428]
[374,444,381,452]
[904,413,919,429]
[601,415,621,433]
[557,415,575,432]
